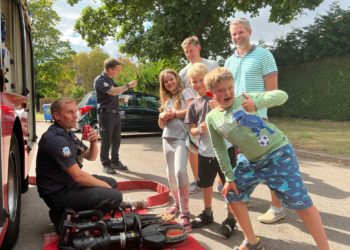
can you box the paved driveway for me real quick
[14,122,350,249]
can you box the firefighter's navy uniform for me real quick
[94,72,123,169]
[36,123,122,230]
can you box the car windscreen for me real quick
[119,94,134,107]
[79,91,97,107]
[134,94,159,109]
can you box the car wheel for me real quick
[2,133,22,249]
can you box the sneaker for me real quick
[258,208,285,224]
[191,210,214,228]
[189,181,200,194]
[112,161,128,170]
[103,165,116,174]
[220,217,237,238]
[180,213,192,233]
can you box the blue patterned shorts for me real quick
[225,144,313,210]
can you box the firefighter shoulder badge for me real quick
[62,146,72,157]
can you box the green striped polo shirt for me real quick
[224,46,278,119]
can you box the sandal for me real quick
[166,203,180,215]
[180,213,192,233]
[234,238,265,250]
[162,204,180,221]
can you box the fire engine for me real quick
[0,0,36,248]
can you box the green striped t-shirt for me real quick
[224,46,278,119]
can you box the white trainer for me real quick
[258,208,285,224]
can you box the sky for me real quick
[53,0,349,58]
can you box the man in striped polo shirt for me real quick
[224,18,285,224]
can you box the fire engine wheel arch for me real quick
[2,132,22,249]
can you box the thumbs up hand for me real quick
[241,93,256,112]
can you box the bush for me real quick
[270,57,350,121]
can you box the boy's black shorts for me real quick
[197,147,237,188]
[197,154,225,188]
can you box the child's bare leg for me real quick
[203,187,213,208]
[217,176,223,186]
[189,150,198,180]
[297,205,329,250]
[270,190,282,208]
[229,201,258,248]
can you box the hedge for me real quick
[269,56,350,121]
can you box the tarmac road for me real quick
[14,122,350,250]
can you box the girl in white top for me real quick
[158,69,195,232]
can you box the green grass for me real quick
[271,117,350,157]
[36,112,44,121]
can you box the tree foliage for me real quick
[73,49,178,96]
[35,55,76,98]
[114,58,138,87]
[29,0,76,98]
[74,48,109,93]
[114,58,178,95]
[272,3,350,65]
[136,59,178,95]
[68,0,323,62]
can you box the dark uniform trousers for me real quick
[41,175,122,227]
[98,110,121,167]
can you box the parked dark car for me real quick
[76,91,161,132]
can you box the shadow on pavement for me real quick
[302,172,350,199]
[192,226,318,250]
[245,196,350,247]
[17,186,52,250]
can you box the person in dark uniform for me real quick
[36,98,145,231]
[94,58,137,174]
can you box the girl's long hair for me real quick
[159,69,184,112]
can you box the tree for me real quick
[73,49,178,95]
[136,59,179,95]
[29,0,76,99]
[303,3,350,60]
[74,48,109,93]
[36,55,75,98]
[272,29,305,65]
[67,0,323,62]
[272,3,350,65]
